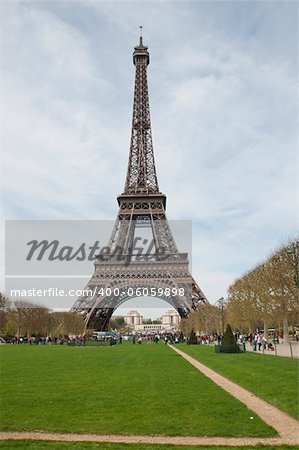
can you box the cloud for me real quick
[1,2,130,220]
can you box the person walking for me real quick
[257,334,263,351]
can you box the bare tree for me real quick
[0,293,8,334]
[50,311,85,336]
[6,300,49,337]
[226,238,298,339]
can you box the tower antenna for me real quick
[139,25,143,46]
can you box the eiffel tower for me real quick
[71,31,208,330]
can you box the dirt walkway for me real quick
[170,345,299,445]
[0,346,298,447]
[0,430,295,446]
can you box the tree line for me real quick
[0,294,85,337]
[180,239,298,340]
[180,304,223,337]
[226,239,298,341]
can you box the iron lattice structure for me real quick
[71,35,208,330]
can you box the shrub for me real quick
[187,329,197,345]
[220,324,241,353]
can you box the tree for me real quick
[202,304,222,334]
[180,239,298,339]
[266,246,298,342]
[180,311,198,336]
[50,312,85,336]
[108,316,126,331]
[226,238,298,339]
[5,299,49,337]
[180,305,221,336]
[152,318,162,324]
[0,293,8,334]
[143,318,152,324]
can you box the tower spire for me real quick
[124,30,158,194]
[139,25,143,46]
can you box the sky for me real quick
[0,1,298,319]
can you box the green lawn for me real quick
[0,442,298,450]
[0,344,276,437]
[176,344,299,419]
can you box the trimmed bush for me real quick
[187,329,197,345]
[220,324,241,353]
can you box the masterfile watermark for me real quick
[9,286,187,301]
[10,288,93,298]
[26,237,169,265]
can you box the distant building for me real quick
[124,310,143,326]
[124,309,180,333]
[134,323,165,332]
[162,309,180,327]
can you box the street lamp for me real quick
[217,297,226,336]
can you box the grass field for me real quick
[0,343,276,437]
[0,441,298,450]
[177,344,299,419]
[0,442,298,450]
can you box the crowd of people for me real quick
[1,330,291,350]
[1,335,87,346]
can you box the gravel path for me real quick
[0,431,294,446]
[0,346,298,447]
[170,345,299,445]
